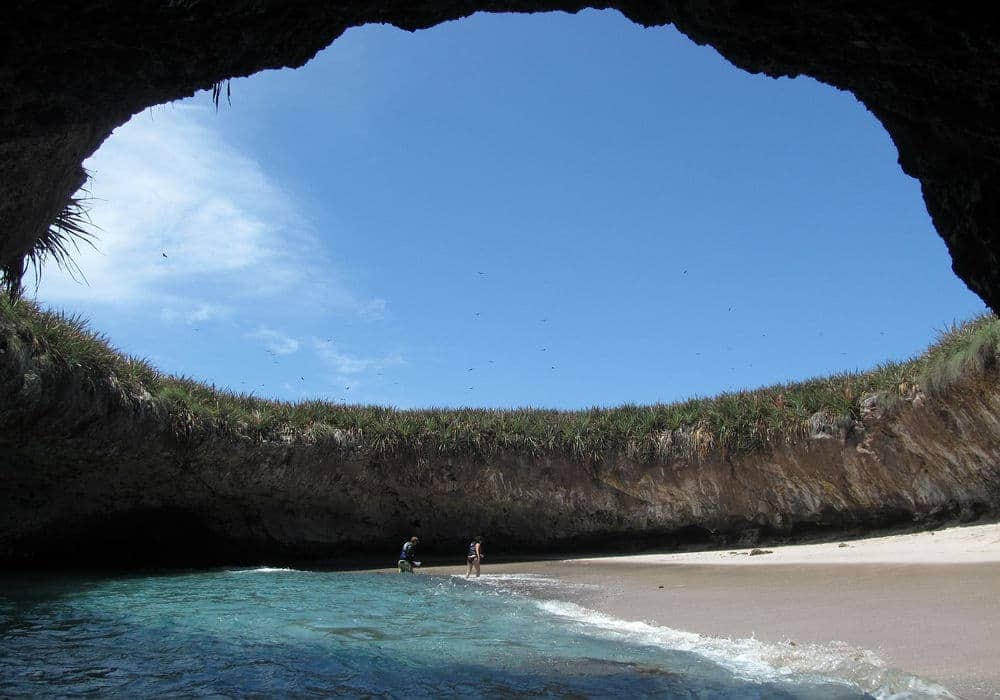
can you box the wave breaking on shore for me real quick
[536,599,956,700]
[449,571,955,699]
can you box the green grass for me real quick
[914,316,1000,396]
[2,296,997,462]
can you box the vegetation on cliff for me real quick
[2,297,997,462]
[1,196,95,300]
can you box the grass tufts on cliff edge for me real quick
[1,297,997,462]
[1,195,97,301]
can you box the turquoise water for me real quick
[0,569,949,698]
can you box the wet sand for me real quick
[409,524,1000,698]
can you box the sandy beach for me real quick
[409,523,1000,698]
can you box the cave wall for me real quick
[1,3,999,308]
[2,329,1000,566]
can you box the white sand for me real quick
[572,522,1000,566]
[382,523,1000,696]
[424,523,1000,696]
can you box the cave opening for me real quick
[20,9,990,410]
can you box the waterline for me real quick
[0,570,952,698]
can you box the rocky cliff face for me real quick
[2,339,998,566]
[2,3,1000,310]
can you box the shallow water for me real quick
[0,569,952,698]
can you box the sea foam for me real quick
[535,599,956,700]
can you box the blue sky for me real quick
[32,10,988,409]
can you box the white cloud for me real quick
[246,327,300,355]
[313,338,403,376]
[29,103,386,321]
[356,298,388,321]
[160,302,232,325]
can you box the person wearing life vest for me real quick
[398,536,420,573]
[465,535,484,578]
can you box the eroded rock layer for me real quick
[1,3,1000,308]
[2,346,998,567]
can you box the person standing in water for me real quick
[398,536,420,573]
[465,536,484,578]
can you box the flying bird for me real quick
[161,252,168,259]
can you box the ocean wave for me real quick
[226,567,300,573]
[450,572,568,586]
[448,572,599,596]
[535,600,956,700]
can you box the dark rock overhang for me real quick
[2,2,998,309]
